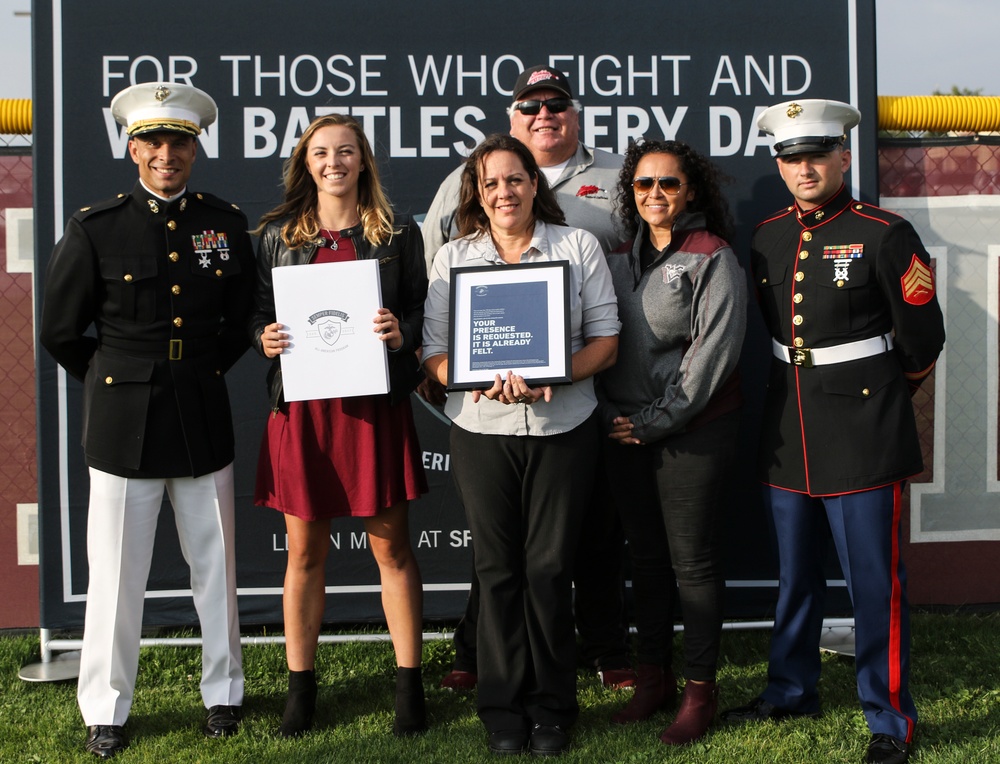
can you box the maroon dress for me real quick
[254,231,428,519]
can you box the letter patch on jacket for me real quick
[901,254,935,305]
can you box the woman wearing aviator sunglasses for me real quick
[598,139,746,746]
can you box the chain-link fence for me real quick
[879,135,1000,486]
[879,134,1000,197]
[878,136,1000,488]
[0,132,38,627]
[878,134,1000,603]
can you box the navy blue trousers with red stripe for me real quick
[760,483,916,742]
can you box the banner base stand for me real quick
[19,650,81,682]
[18,630,457,684]
[819,625,856,657]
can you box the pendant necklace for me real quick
[319,229,341,250]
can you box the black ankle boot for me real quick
[393,666,427,736]
[280,669,317,737]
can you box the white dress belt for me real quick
[771,333,894,368]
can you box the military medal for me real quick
[823,243,864,259]
[824,243,863,285]
[192,230,231,268]
[833,259,851,284]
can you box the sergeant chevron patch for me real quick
[901,254,935,305]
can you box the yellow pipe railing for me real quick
[3,97,1000,138]
[0,99,32,135]
[877,96,1000,134]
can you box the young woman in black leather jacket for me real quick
[249,114,428,739]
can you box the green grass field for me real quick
[2,613,999,763]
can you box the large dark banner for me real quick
[34,0,877,630]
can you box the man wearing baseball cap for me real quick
[720,100,945,764]
[421,64,633,703]
[422,64,623,268]
[40,82,254,758]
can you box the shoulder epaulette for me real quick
[191,191,248,220]
[754,205,796,231]
[73,193,130,220]
[848,201,902,224]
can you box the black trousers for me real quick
[450,415,598,732]
[449,457,629,674]
[603,410,740,681]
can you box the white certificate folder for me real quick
[272,259,389,401]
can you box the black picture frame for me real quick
[446,261,572,391]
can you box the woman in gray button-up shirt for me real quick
[422,134,619,756]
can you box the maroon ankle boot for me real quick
[611,664,678,724]
[659,680,718,745]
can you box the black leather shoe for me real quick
[204,705,241,737]
[85,725,128,759]
[529,724,569,757]
[866,733,910,764]
[488,728,528,755]
[720,696,820,724]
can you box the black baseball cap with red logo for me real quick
[512,65,574,101]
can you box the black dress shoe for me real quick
[488,728,528,755]
[866,733,910,764]
[204,705,241,737]
[85,725,128,759]
[720,696,820,724]
[529,724,569,757]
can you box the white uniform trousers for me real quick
[77,464,244,726]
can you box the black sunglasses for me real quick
[511,97,573,115]
[632,176,686,195]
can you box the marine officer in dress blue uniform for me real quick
[40,82,255,759]
[720,100,945,764]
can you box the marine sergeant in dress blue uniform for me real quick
[720,100,945,764]
[40,82,255,759]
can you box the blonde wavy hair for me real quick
[255,114,396,246]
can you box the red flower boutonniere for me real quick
[577,185,600,197]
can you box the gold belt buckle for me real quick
[169,339,183,360]
[792,347,814,368]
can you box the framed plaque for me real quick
[447,260,571,391]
